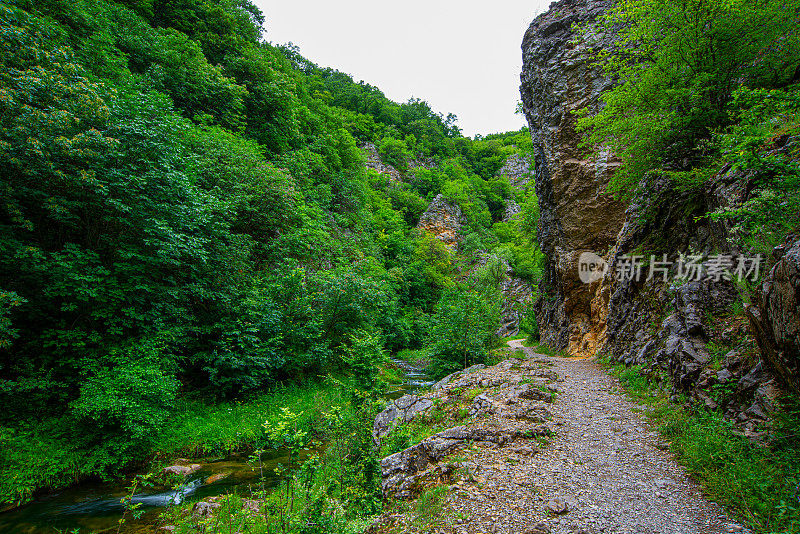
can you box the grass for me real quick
[464,387,485,402]
[412,485,450,529]
[157,380,349,457]
[0,379,352,507]
[603,357,800,533]
[158,393,384,534]
[379,400,452,457]
[485,349,518,366]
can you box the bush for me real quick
[71,362,179,453]
[378,136,410,172]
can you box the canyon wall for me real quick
[520,0,625,356]
[520,0,799,425]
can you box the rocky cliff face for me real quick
[748,238,800,394]
[361,142,436,184]
[498,153,533,189]
[362,142,403,182]
[520,0,799,425]
[416,194,466,250]
[520,0,626,356]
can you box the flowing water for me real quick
[0,362,432,533]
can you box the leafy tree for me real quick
[378,136,410,172]
[71,359,179,455]
[709,86,800,254]
[577,0,800,198]
[339,330,387,392]
[426,279,501,379]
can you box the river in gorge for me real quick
[0,361,433,533]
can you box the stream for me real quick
[0,362,432,533]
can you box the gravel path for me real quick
[375,342,751,534]
[482,340,748,534]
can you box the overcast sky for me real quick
[254,1,552,137]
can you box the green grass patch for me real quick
[0,380,350,507]
[379,401,452,457]
[412,485,450,529]
[602,358,800,533]
[464,387,485,402]
[157,381,348,457]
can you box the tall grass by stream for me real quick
[158,381,349,457]
[0,380,351,507]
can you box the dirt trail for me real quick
[488,340,749,534]
[377,342,750,534]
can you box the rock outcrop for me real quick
[377,357,556,500]
[498,153,533,189]
[381,425,515,499]
[497,275,535,337]
[362,142,402,182]
[417,194,466,249]
[520,0,626,357]
[361,142,436,184]
[373,394,434,444]
[520,0,799,423]
[748,238,800,394]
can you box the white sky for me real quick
[255,1,551,137]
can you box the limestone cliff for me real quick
[362,142,402,183]
[520,0,625,356]
[361,142,436,184]
[497,153,533,190]
[520,0,799,426]
[416,194,465,250]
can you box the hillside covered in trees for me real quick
[0,0,541,523]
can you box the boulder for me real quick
[163,463,201,477]
[381,425,518,498]
[431,364,485,391]
[373,394,434,443]
[192,500,220,518]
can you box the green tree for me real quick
[426,280,501,379]
[577,0,800,198]
[378,136,410,172]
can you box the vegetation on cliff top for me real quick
[577,0,800,254]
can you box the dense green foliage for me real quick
[0,0,539,510]
[426,264,503,378]
[710,87,800,255]
[578,0,799,191]
[577,0,800,253]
